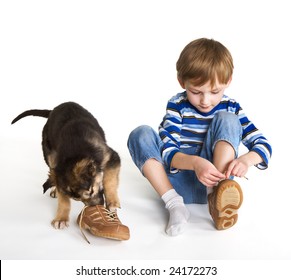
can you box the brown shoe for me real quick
[208,179,243,230]
[77,205,130,242]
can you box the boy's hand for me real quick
[225,158,248,179]
[225,151,263,179]
[194,157,225,187]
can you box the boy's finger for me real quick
[215,171,226,180]
[225,169,232,179]
[225,161,236,178]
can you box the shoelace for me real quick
[78,205,119,244]
[104,208,118,221]
[79,205,91,244]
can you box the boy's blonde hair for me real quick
[176,38,233,87]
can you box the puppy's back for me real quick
[45,102,106,152]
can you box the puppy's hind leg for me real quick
[49,186,57,198]
[51,189,71,229]
[42,178,57,198]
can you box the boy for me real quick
[127,38,272,236]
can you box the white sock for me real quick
[161,189,190,236]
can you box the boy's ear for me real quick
[177,77,185,89]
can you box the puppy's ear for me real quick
[74,159,88,176]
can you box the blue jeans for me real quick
[127,112,242,204]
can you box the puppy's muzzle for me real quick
[81,189,105,206]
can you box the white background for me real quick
[0,0,290,272]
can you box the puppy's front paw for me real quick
[106,200,121,212]
[51,219,69,229]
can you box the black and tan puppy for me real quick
[12,102,121,229]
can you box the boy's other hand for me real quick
[194,157,225,187]
[225,158,248,179]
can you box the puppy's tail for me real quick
[11,109,51,124]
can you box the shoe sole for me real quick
[209,179,243,230]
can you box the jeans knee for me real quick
[213,112,241,132]
[127,125,155,150]
[127,125,163,171]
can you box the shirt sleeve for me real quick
[237,106,272,169]
[158,99,182,171]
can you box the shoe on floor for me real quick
[77,205,130,241]
[208,179,243,230]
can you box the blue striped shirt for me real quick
[159,91,272,170]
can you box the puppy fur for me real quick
[12,102,121,229]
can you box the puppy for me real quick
[12,102,121,229]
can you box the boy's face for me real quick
[179,79,231,113]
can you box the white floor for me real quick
[0,130,289,260]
